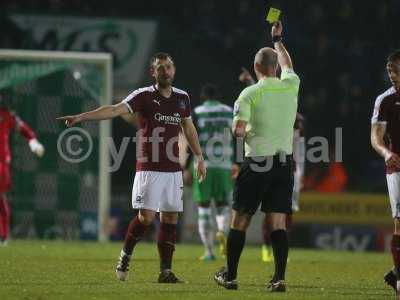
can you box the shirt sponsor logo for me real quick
[154,112,181,125]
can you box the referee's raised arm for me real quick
[215,20,300,292]
[271,21,293,70]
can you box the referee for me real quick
[214,21,300,292]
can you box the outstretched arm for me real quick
[112,99,138,126]
[272,21,293,70]
[371,123,400,169]
[119,112,137,126]
[57,102,130,127]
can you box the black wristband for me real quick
[272,35,282,43]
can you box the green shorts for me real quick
[192,167,233,206]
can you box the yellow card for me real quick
[266,7,281,23]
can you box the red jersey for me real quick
[0,108,36,165]
[371,87,400,174]
[122,85,191,172]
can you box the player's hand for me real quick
[29,139,45,157]
[238,67,255,85]
[271,21,283,37]
[195,158,207,183]
[57,115,83,127]
[183,169,193,186]
[231,163,240,180]
[386,153,400,169]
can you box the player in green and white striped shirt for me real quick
[184,84,238,261]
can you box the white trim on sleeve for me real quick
[371,87,396,124]
[122,100,133,114]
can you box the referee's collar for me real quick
[258,76,279,83]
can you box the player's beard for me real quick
[157,76,173,89]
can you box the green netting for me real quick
[1,59,104,240]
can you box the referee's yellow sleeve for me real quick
[233,96,251,122]
[281,68,300,93]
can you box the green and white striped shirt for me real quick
[193,100,233,169]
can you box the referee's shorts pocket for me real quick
[232,165,262,215]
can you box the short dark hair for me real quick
[388,50,400,63]
[200,83,221,100]
[150,52,174,67]
[255,48,278,69]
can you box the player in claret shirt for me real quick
[0,92,45,246]
[58,52,206,283]
[371,50,400,298]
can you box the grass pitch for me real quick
[0,241,393,300]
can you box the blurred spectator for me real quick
[304,150,348,193]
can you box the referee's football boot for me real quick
[116,250,131,281]
[267,279,286,292]
[214,266,238,290]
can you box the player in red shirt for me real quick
[58,52,206,283]
[371,50,400,297]
[0,92,45,246]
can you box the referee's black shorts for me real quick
[232,154,294,215]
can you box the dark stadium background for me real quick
[1,0,399,244]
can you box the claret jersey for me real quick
[122,85,191,172]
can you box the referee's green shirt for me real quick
[233,68,300,157]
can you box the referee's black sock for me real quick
[270,229,289,281]
[226,228,246,281]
